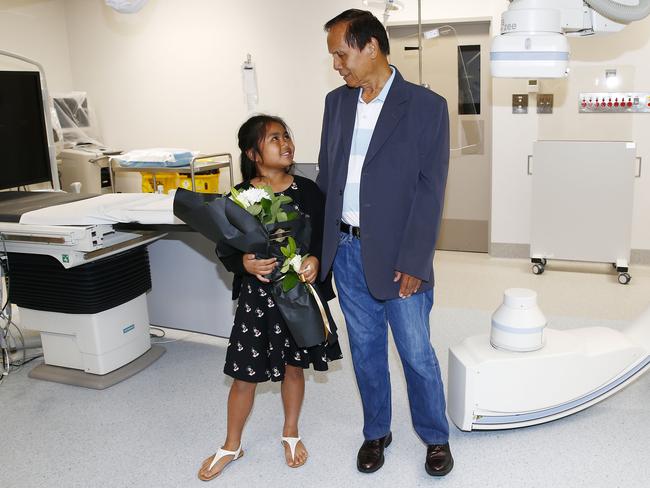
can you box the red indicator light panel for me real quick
[579,92,650,113]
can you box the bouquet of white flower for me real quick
[230,186,298,225]
[173,186,335,348]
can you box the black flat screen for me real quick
[0,71,52,190]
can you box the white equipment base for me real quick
[20,294,151,375]
[448,305,650,431]
[28,345,165,390]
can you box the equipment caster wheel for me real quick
[618,273,631,285]
[532,264,545,275]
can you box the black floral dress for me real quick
[220,175,342,383]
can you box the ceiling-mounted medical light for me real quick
[105,0,148,14]
[362,0,404,11]
[362,0,404,26]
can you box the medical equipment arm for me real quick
[491,0,650,78]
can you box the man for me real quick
[316,9,452,477]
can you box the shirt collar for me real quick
[358,66,396,104]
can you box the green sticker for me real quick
[62,254,69,263]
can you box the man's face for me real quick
[327,22,373,87]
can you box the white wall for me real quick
[62,0,357,171]
[0,0,73,90]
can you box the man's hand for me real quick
[243,254,277,283]
[393,271,421,299]
[299,256,319,284]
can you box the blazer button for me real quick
[339,189,343,196]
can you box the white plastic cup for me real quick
[70,181,82,193]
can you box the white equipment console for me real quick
[0,221,160,268]
[59,147,119,194]
[0,219,165,388]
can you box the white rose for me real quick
[235,193,250,207]
[289,255,303,274]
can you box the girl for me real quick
[197,115,342,481]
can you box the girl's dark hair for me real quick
[237,114,292,181]
[324,9,390,56]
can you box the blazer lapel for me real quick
[339,88,357,165]
[363,69,409,167]
[336,87,358,182]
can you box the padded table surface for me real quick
[0,191,97,223]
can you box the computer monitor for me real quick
[53,95,90,129]
[0,71,53,190]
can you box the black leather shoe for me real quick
[425,443,453,477]
[357,432,392,473]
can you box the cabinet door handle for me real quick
[527,155,533,175]
[636,156,642,178]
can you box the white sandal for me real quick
[198,444,244,481]
[281,436,307,468]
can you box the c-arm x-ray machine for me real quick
[448,0,650,431]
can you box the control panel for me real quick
[579,92,650,113]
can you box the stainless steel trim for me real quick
[83,231,164,260]
[0,234,66,244]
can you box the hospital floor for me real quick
[2,251,649,488]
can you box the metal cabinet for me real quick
[529,140,639,283]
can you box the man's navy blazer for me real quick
[316,67,449,300]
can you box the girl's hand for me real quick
[243,254,277,283]
[299,256,319,284]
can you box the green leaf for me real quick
[282,272,299,292]
[248,204,262,216]
[288,236,296,255]
[285,211,299,221]
[278,195,292,205]
[280,246,291,258]
[281,262,291,273]
[271,195,281,208]
[276,211,288,222]
[228,188,247,209]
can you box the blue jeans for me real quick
[333,232,449,444]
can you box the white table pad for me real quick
[19,193,184,225]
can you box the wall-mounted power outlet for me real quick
[537,94,554,114]
[512,94,528,114]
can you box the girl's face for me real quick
[254,121,294,170]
